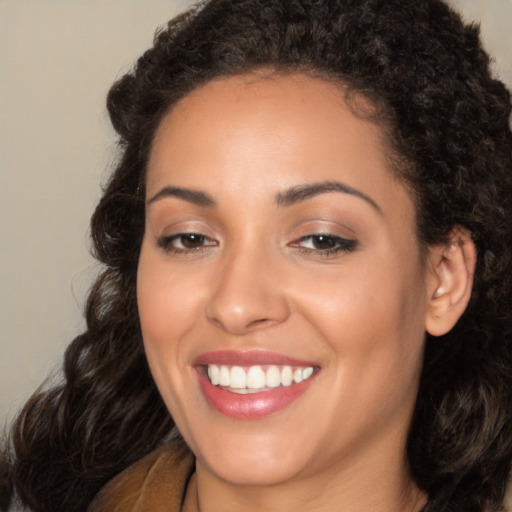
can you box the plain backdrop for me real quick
[1,0,511,427]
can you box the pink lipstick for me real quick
[194,351,318,419]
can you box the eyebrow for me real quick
[276,181,381,213]
[147,186,216,207]
[147,180,381,213]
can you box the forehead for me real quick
[153,73,382,147]
[147,73,411,218]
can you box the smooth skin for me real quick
[137,73,475,512]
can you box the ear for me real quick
[425,227,477,337]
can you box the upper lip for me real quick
[193,350,317,367]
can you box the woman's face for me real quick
[138,74,433,487]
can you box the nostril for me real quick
[204,272,290,334]
[248,317,270,327]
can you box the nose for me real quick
[205,249,290,335]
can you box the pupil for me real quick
[182,234,203,248]
[313,235,336,249]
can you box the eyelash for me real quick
[157,233,218,254]
[157,232,357,256]
[289,234,357,255]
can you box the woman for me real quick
[3,0,512,511]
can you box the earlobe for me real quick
[425,227,477,337]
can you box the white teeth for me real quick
[208,365,220,385]
[206,364,315,390]
[247,365,266,389]
[266,366,281,388]
[302,367,314,380]
[281,366,293,387]
[219,366,230,386]
[230,366,246,388]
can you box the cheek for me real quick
[296,270,426,436]
[290,253,427,375]
[137,247,201,345]
[136,245,202,417]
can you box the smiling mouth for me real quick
[195,352,319,418]
[206,364,315,394]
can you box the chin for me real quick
[189,423,317,486]
[201,452,304,487]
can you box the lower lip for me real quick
[197,370,316,419]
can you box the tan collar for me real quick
[88,444,194,512]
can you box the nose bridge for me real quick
[205,240,289,334]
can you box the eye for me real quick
[157,232,218,253]
[290,234,357,255]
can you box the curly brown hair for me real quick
[3,0,512,511]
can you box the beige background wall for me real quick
[0,0,194,426]
[1,0,511,426]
